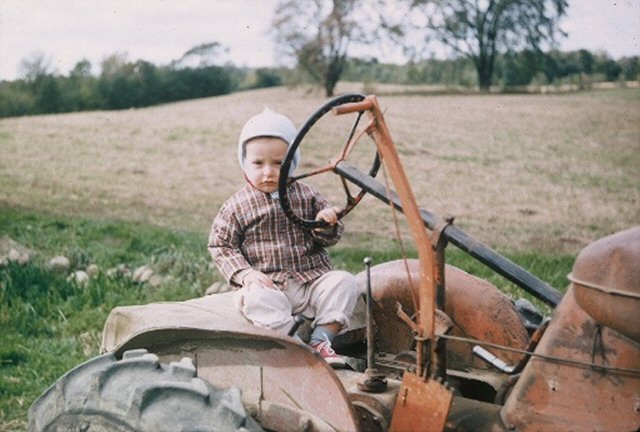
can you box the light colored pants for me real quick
[233,270,360,335]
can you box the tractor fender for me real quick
[102,293,360,432]
[355,259,529,368]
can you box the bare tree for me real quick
[410,0,567,90]
[273,0,390,97]
[18,51,54,83]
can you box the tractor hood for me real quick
[568,226,640,342]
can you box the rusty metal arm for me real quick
[340,96,453,432]
[333,160,563,307]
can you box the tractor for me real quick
[28,94,640,431]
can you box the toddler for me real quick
[208,107,361,367]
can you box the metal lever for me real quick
[358,257,388,393]
[364,257,375,369]
[472,345,516,374]
[287,315,305,337]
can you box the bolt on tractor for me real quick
[28,95,640,431]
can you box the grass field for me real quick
[1,85,638,429]
[2,84,638,254]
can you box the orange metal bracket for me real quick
[334,95,437,375]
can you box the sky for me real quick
[0,0,638,81]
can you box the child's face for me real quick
[243,136,288,193]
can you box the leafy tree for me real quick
[70,59,93,78]
[33,75,62,113]
[17,51,61,113]
[499,50,541,86]
[619,56,640,81]
[98,56,159,108]
[272,0,391,96]
[542,49,575,82]
[0,81,35,117]
[577,49,594,75]
[163,66,233,102]
[252,68,283,88]
[98,54,136,109]
[409,0,567,90]
[174,42,228,68]
[134,61,163,105]
[597,57,623,82]
[63,60,101,111]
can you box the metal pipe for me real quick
[287,315,305,337]
[473,345,517,374]
[364,257,375,369]
[334,160,563,307]
[357,256,388,393]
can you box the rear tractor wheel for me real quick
[28,349,262,432]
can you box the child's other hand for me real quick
[315,206,340,226]
[243,270,277,290]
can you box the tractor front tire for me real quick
[28,349,262,432]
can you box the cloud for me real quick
[561,0,639,57]
[0,0,637,81]
[0,0,277,79]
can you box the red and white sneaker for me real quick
[310,337,345,368]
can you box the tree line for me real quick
[343,49,638,89]
[0,51,284,118]
[270,0,637,96]
[0,47,636,118]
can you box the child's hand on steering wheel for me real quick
[315,206,340,226]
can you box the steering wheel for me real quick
[279,93,381,230]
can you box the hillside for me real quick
[1,85,638,255]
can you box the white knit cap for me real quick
[237,107,300,175]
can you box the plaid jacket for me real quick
[208,182,343,288]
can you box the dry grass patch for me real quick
[1,86,638,255]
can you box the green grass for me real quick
[2,86,637,257]
[0,85,635,430]
[0,206,573,430]
[0,207,218,429]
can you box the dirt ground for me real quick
[1,85,638,255]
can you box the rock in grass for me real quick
[132,265,154,283]
[86,264,100,277]
[68,270,90,286]
[106,264,131,278]
[0,236,32,265]
[8,248,30,265]
[148,274,164,288]
[49,256,71,271]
